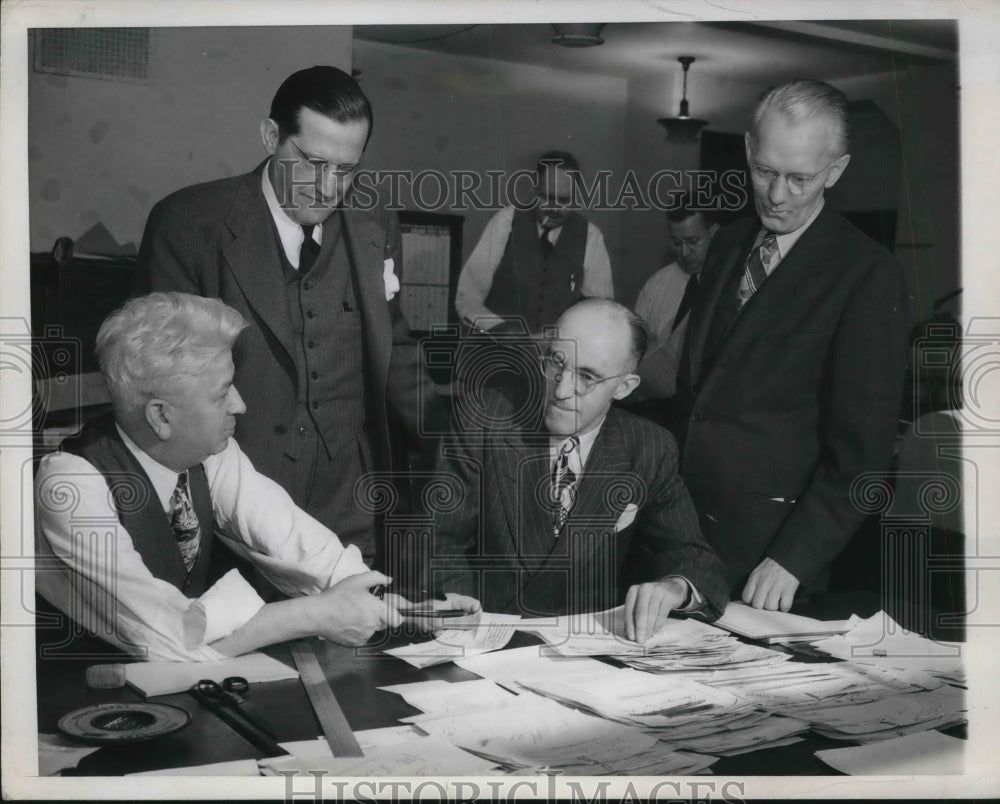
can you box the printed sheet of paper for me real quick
[384,613,520,668]
[124,652,297,697]
[815,730,966,775]
[714,601,849,640]
[455,644,609,688]
[380,677,519,717]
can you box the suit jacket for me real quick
[432,389,729,619]
[674,205,907,592]
[135,163,442,484]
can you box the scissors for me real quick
[194,676,275,737]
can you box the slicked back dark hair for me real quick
[535,150,581,183]
[269,66,372,145]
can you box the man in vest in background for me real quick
[455,151,614,335]
[135,67,442,570]
[35,293,478,662]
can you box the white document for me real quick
[715,602,849,640]
[455,644,608,688]
[124,652,298,697]
[380,677,518,716]
[805,685,966,734]
[815,730,965,774]
[384,613,520,668]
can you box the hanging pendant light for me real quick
[657,56,709,141]
[550,23,605,48]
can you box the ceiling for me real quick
[355,20,957,85]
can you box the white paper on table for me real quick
[380,677,518,716]
[124,652,298,697]
[128,737,335,776]
[455,644,608,688]
[815,730,965,774]
[384,613,520,668]
[260,738,500,777]
[37,733,101,776]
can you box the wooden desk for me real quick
[36,601,965,777]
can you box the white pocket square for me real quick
[614,503,638,532]
[383,258,400,301]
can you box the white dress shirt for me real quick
[455,205,614,330]
[35,431,369,661]
[261,161,322,270]
[633,261,694,350]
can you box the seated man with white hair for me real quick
[35,292,478,661]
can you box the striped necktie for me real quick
[740,231,778,306]
[170,470,202,573]
[551,436,580,538]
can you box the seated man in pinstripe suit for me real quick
[432,298,728,642]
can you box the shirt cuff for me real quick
[664,575,704,613]
[182,569,266,648]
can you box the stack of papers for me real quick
[804,686,966,742]
[379,678,519,719]
[385,613,520,668]
[410,693,715,775]
[811,611,964,686]
[513,664,810,756]
[714,602,850,642]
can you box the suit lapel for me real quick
[495,429,553,567]
[689,222,756,387]
[343,210,392,391]
[223,166,295,363]
[696,206,841,398]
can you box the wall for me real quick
[28,26,353,251]
[353,39,628,296]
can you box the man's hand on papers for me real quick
[385,592,483,631]
[311,570,400,646]
[741,558,799,612]
[624,577,688,643]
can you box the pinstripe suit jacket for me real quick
[432,389,729,619]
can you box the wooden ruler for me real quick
[288,641,364,757]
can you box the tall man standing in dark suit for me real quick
[674,80,907,611]
[433,299,729,642]
[136,67,440,567]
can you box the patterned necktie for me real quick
[551,436,580,538]
[740,231,778,306]
[299,224,320,273]
[170,470,201,573]
[671,273,699,333]
[539,227,554,260]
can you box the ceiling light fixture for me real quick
[550,23,605,48]
[657,56,709,141]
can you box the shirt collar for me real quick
[261,160,322,269]
[115,424,182,513]
[549,415,605,469]
[771,197,824,260]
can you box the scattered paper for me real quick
[385,613,520,668]
[260,738,500,776]
[455,644,608,688]
[37,733,101,776]
[381,678,518,717]
[815,730,965,774]
[125,652,298,697]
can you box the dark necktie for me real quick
[551,436,580,538]
[671,273,699,333]
[539,227,554,260]
[170,470,201,573]
[741,231,778,305]
[299,224,320,273]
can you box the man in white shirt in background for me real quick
[35,292,478,662]
[455,151,614,335]
[634,201,719,397]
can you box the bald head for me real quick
[543,299,646,437]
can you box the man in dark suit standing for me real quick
[136,67,440,567]
[433,299,729,642]
[674,80,907,611]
